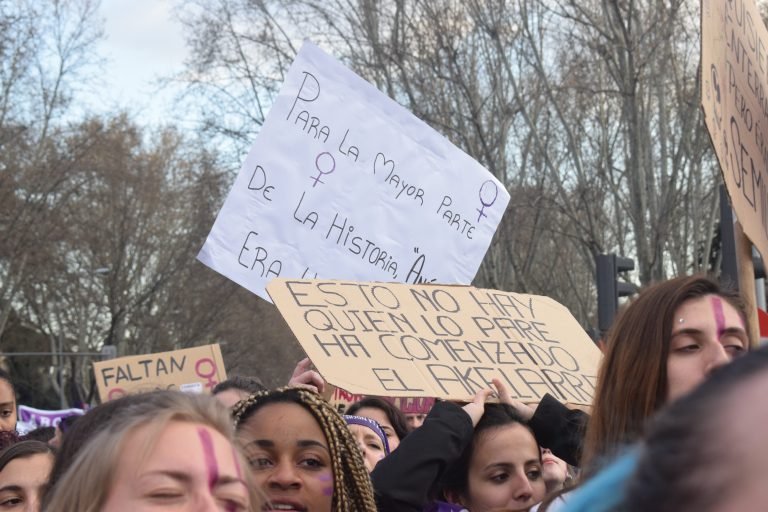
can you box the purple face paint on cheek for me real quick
[197,427,220,490]
[319,472,334,496]
[712,297,726,338]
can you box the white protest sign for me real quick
[198,41,510,301]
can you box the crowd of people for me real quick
[1,274,766,511]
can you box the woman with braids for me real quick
[233,387,378,512]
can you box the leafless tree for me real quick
[174,0,719,326]
[0,0,104,341]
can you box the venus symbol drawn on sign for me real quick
[476,180,499,222]
[195,358,218,389]
[311,152,336,187]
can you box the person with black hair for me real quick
[0,440,55,512]
[373,382,545,512]
[0,369,16,432]
[346,397,408,451]
[47,413,81,449]
[0,431,19,452]
[212,375,267,408]
[344,414,390,472]
[23,426,55,444]
[213,357,327,408]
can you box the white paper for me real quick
[180,382,204,394]
[198,41,510,301]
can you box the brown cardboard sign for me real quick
[323,384,436,415]
[386,396,435,414]
[324,384,366,414]
[702,0,768,261]
[268,279,601,406]
[93,344,227,402]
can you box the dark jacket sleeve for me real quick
[371,401,473,512]
[528,393,588,467]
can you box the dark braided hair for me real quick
[233,387,377,512]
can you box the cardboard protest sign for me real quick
[268,279,601,406]
[324,384,366,414]
[198,41,509,302]
[324,384,434,415]
[386,396,435,415]
[93,344,227,402]
[702,0,768,260]
[16,406,84,434]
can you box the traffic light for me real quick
[596,253,637,334]
[719,185,766,283]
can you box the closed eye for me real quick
[146,489,185,502]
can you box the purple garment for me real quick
[423,501,468,512]
[17,405,84,434]
[344,414,391,454]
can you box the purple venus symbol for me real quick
[476,180,499,222]
[311,152,336,187]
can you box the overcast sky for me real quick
[94,0,188,125]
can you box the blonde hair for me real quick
[233,387,377,512]
[46,390,261,511]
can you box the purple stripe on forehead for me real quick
[712,296,726,338]
[198,427,219,490]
